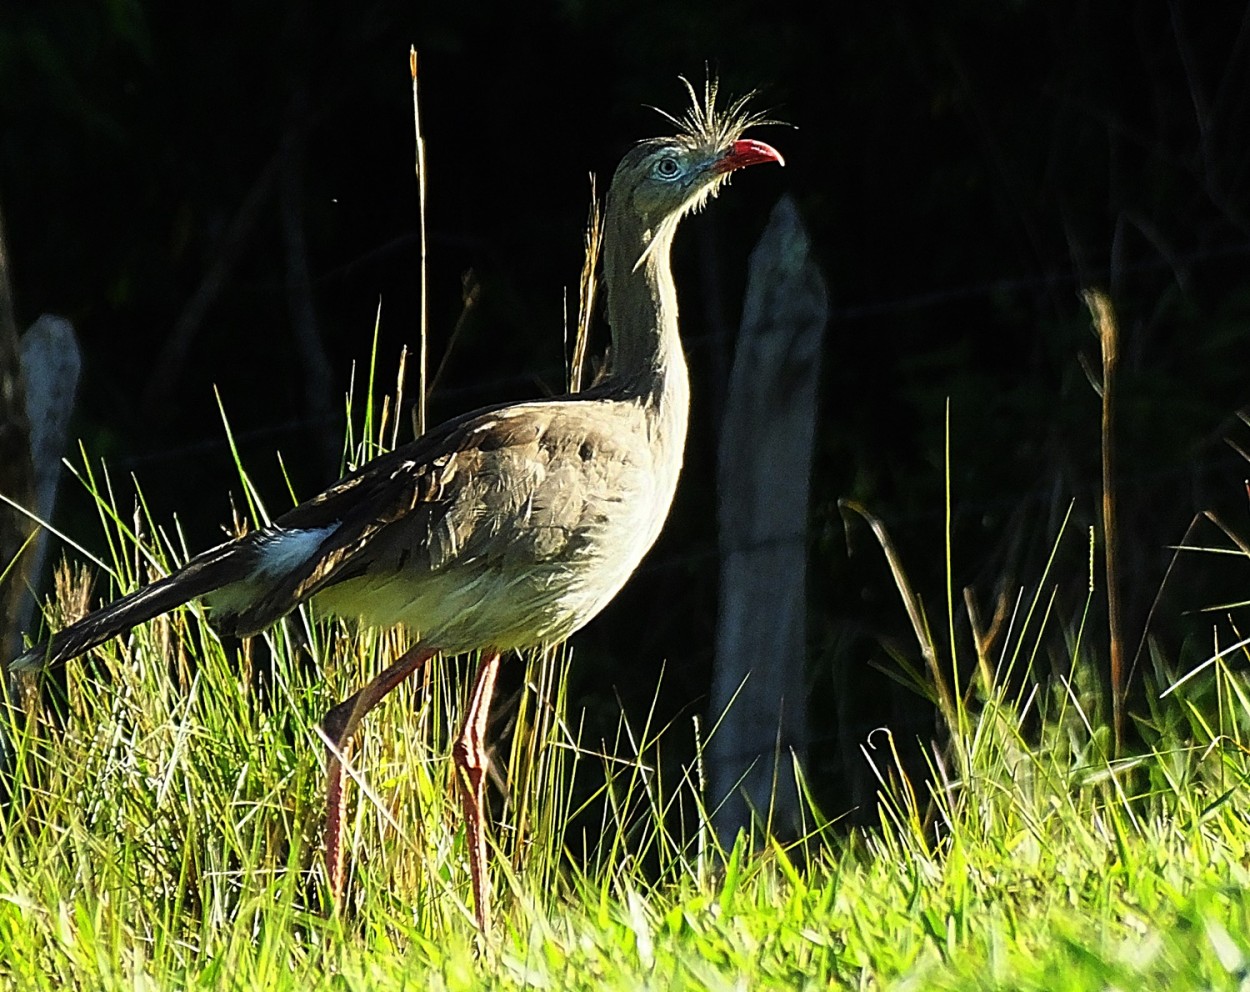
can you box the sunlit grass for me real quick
[4,344,1250,989]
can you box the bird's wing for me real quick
[214,397,646,636]
[209,405,493,636]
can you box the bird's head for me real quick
[608,77,784,263]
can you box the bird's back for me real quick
[189,386,682,656]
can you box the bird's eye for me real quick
[653,156,681,181]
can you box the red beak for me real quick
[712,138,785,174]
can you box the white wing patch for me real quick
[253,526,338,579]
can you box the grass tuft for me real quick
[5,348,1250,987]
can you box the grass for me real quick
[4,349,1250,990]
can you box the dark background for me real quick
[5,1,1250,818]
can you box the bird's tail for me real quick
[11,540,255,672]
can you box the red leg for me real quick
[322,643,435,906]
[452,651,502,931]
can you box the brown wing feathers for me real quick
[15,401,513,665]
[9,428,399,665]
[213,448,463,637]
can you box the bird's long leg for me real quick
[321,643,436,905]
[452,650,502,931]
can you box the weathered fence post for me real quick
[16,315,81,644]
[0,206,33,671]
[710,194,829,844]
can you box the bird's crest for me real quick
[647,74,778,152]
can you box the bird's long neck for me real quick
[602,208,689,421]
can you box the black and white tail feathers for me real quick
[13,536,271,672]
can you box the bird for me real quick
[11,77,783,930]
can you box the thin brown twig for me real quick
[962,587,994,695]
[839,498,957,733]
[411,47,429,437]
[427,273,482,401]
[1083,287,1125,755]
[570,175,602,394]
[390,344,408,452]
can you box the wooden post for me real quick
[0,203,34,671]
[710,195,828,844]
[16,316,82,645]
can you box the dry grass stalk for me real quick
[1083,287,1124,754]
